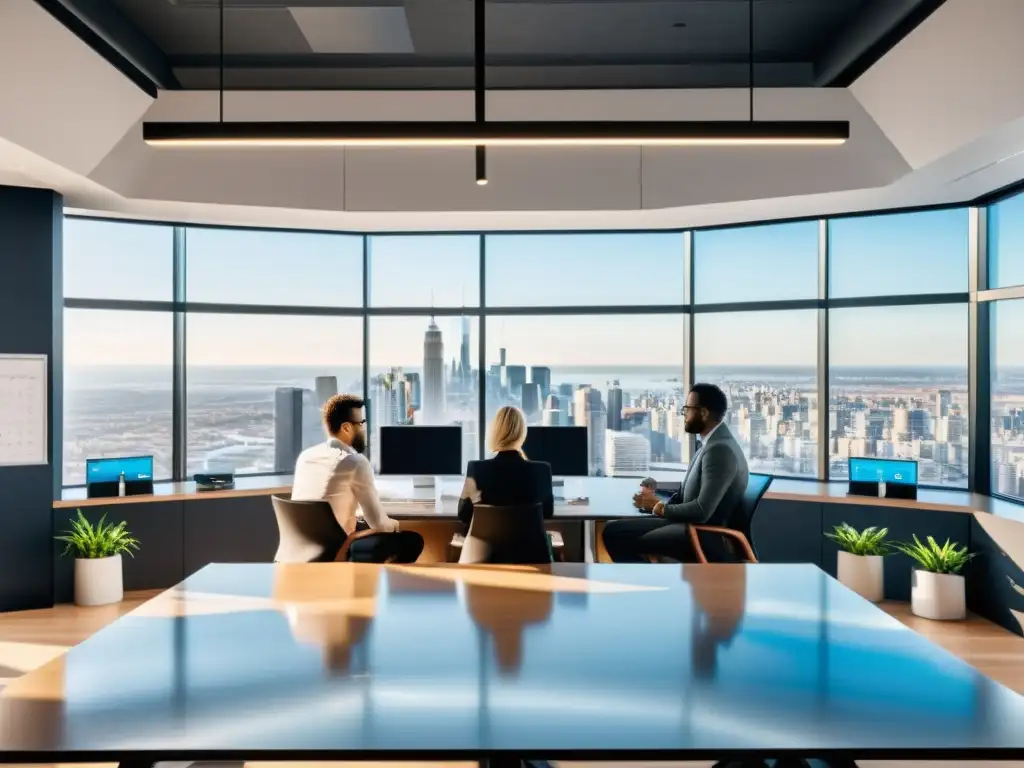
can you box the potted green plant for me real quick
[55,510,139,606]
[892,535,974,620]
[824,523,890,602]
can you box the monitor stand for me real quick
[413,476,436,489]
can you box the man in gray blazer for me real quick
[603,383,749,563]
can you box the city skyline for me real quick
[59,212,1024,500]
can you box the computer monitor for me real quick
[86,455,155,498]
[521,426,589,476]
[379,426,462,479]
[848,457,918,500]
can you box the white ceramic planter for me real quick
[911,569,966,620]
[837,551,884,602]
[74,555,123,607]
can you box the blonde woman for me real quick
[457,406,554,532]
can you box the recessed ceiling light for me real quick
[672,22,687,28]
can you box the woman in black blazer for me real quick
[458,406,554,531]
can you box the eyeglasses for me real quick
[680,406,703,413]
[346,419,367,426]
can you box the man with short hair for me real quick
[602,383,749,563]
[291,393,424,563]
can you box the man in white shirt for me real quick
[602,383,749,563]
[291,394,423,563]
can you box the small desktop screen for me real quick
[86,455,154,484]
[848,457,918,486]
[379,426,462,475]
[521,426,589,476]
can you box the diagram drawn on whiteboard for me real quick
[0,354,48,466]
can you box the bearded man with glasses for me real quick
[291,393,424,563]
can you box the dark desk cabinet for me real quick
[821,503,970,602]
[752,499,823,568]
[183,495,279,577]
[52,502,185,604]
[968,515,1024,637]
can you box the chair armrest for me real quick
[335,528,386,562]
[688,525,757,564]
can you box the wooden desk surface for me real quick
[55,473,1024,524]
[4,562,1024,761]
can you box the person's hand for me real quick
[652,501,666,517]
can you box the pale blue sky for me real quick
[61,205,1024,368]
[990,193,1024,289]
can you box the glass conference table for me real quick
[3,562,1024,768]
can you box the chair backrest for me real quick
[737,473,773,556]
[459,503,552,565]
[271,494,347,563]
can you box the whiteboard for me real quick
[0,355,48,467]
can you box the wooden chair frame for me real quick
[688,525,758,564]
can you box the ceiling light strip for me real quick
[142,120,850,148]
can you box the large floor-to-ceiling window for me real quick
[62,202,986,492]
[988,191,1024,501]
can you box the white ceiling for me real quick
[2,0,1024,232]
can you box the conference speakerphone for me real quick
[86,455,155,499]
[848,457,918,500]
[194,472,236,492]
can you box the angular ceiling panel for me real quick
[289,7,414,54]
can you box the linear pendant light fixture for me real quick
[142,0,849,149]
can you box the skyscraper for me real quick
[406,372,421,409]
[607,381,623,431]
[499,348,506,366]
[274,387,321,473]
[460,315,471,384]
[314,376,337,408]
[423,317,445,424]
[530,366,551,399]
[605,430,651,476]
[522,382,541,417]
[506,365,527,395]
[574,386,606,475]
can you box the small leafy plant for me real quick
[56,510,140,559]
[825,523,891,556]
[892,534,974,575]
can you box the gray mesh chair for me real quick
[458,503,553,565]
[271,495,380,563]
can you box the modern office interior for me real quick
[6,0,1024,766]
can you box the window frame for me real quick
[60,207,990,496]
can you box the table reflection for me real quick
[684,565,746,681]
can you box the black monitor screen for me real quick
[521,426,589,476]
[379,426,462,475]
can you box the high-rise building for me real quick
[274,387,321,473]
[934,389,952,421]
[314,376,337,408]
[506,365,527,395]
[558,382,574,399]
[542,408,564,426]
[574,386,606,475]
[499,347,506,366]
[423,317,445,424]
[607,382,623,431]
[605,430,651,476]
[460,315,471,383]
[406,372,421,409]
[522,382,541,417]
[530,366,551,399]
